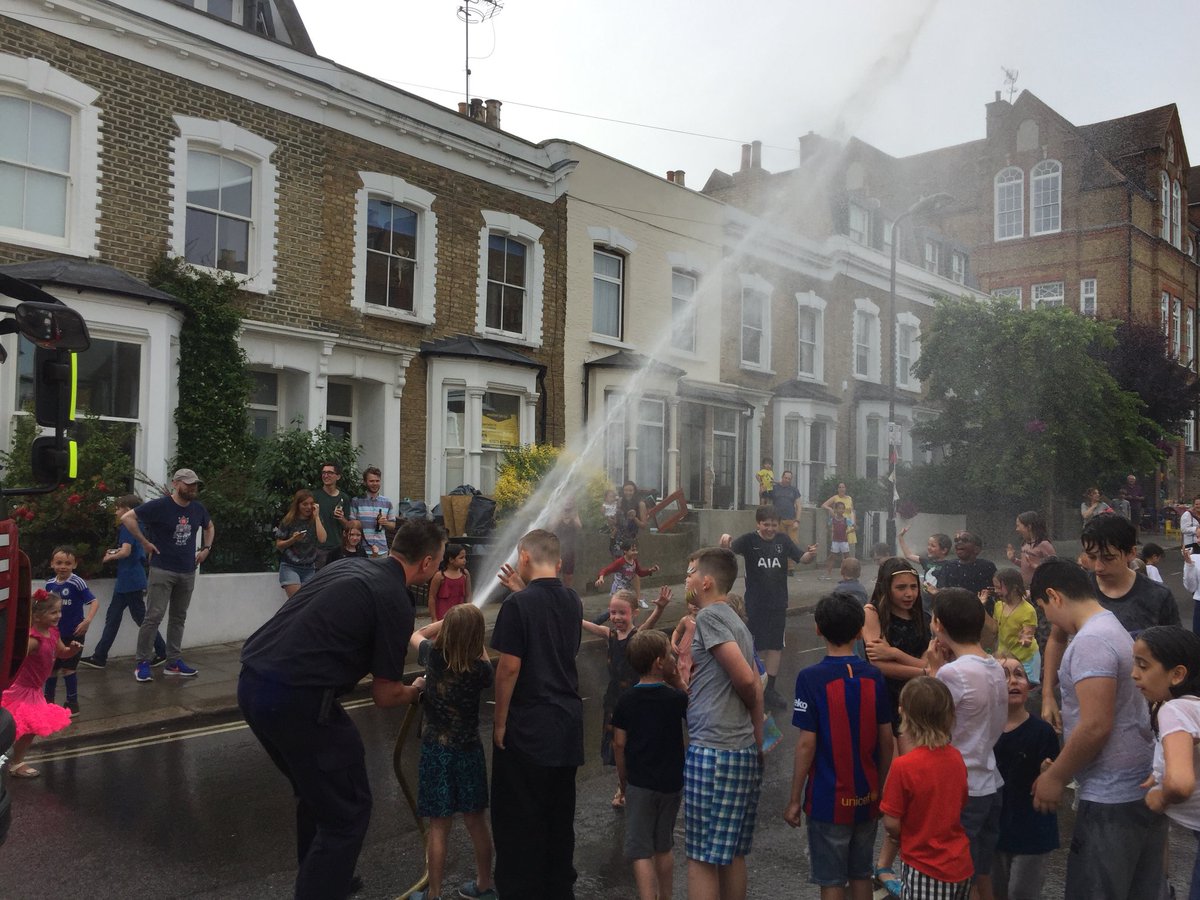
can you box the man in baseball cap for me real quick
[120,467,215,682]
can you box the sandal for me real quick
[9,765,40,778]
[611,790,626,809]
[874,866,901,897]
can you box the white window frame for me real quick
[852,297,881,382]
[248,369,281,438]
[1080,278,1097,316]
[325,380,354,441]
[474,211,545,347]
[994,166,1024,241]
[1030,159,1062,236]
[739,273,772,372]
[170,116,277,293]
[351,172,437,324]
[1161,171,1172,240]
[895,311,921,391]
[635,396,667,498]
[923,239,939,274]
[592,247,625,340]
[1162,292,1171,338]
[991,286,1022,306]
[1188,308,1195,371]
[950,251,966,284]
[795,291,826,382]
[848,203,870,245]
[1174,298,1182,358]
[1032,281,1065,309]
[0,54,100,257]
[670,268,699,355]
[1172,180,1183,250]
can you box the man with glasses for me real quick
[121,468,214,682]
[313,461,350,569]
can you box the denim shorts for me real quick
[278,563,316,587]
[806,817,878,886]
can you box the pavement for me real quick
[39,558,856,750]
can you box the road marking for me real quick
[28,697,376,763]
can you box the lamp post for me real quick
[887,193,954,552]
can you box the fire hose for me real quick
[392,699,428,900]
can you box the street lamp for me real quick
[886,193,954,552]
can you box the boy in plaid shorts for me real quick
[682,547,764,900]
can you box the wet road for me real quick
[6,609,1199,898]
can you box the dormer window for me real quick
[194,0,243,23]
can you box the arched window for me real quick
[1030,160,1061,235]
[994,167,1023,240]
[1172,180,1183,249]
[1161,171,1172,240]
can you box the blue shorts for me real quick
[807,817,878,886]
[279,563,316,587]
[961,791,1002,881]
[684,744,762,865]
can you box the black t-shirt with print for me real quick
[418,639,493,748]
[731,531,803,609]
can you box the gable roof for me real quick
[1079,104,1177,164]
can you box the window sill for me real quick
[364,304,434,326]
[182,261,271,295]
[0,233,91,259]
[852,373,880,384]
[478,328,541,350]
[589,333,635,351]
[667,347,703,362]
[740,363,775,376]
[795,373,825,385]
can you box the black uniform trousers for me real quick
[238,668,371,900]
[491,743,578,899]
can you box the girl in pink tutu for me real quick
[2,589,80,778]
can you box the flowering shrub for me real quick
[493,444,561,514]
[0,413,138,577]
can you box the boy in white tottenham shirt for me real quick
[925,587,1008,900]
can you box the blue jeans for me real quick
[91,589,165,664]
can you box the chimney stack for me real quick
[458,101,469,116]
[469,98,484,121]
[740,143,752,173]
[751,140,762,169]
[484,98,502,129]
[674,170,686,187]
[986,91,1009,141]
[666,171,676,183]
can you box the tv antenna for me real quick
[458,0,504,106]
[1001,67,1019,103]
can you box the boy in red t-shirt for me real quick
[880,677,973,899]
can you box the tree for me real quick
[910,296,1160,512]
[1090,321,1200,442]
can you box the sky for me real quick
[291,0,1200,183]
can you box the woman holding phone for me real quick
[274,489,327,597]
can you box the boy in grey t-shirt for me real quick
[682,548,764,900]
[1030,558,1164,900]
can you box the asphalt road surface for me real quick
[6,596,1199,898]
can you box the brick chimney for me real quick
[484,98,502,129]
[666,171,676,183]
[458,101,469,116]
[986,90,1009,141]
[798,131,823,163]
[469,97,484,121]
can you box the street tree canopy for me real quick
[910,296,1160,510]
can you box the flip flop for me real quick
[9,765,40,778]
[874,866,901,897]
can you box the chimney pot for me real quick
[484,98,502,128]
[751,140,763,169]
[675,170,686,187]
[458,101,469,115]
[740,143,752,172]
[469,98,484,120]
[995,90,1001,102]
[666,170,675,183]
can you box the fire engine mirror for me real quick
[14,302,91,352]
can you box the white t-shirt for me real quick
[937,654,1008,795]
[1152,696,1200,830]
[1147,564,1163,584]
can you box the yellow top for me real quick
[756,468,774,492]
[993,599,1038,663]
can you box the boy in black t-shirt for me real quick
[612,628,688,900]
[721,506,817,710]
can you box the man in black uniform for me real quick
[238,519,445,900]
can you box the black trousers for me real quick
[491,743,578,899]
[238,668,371,900]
